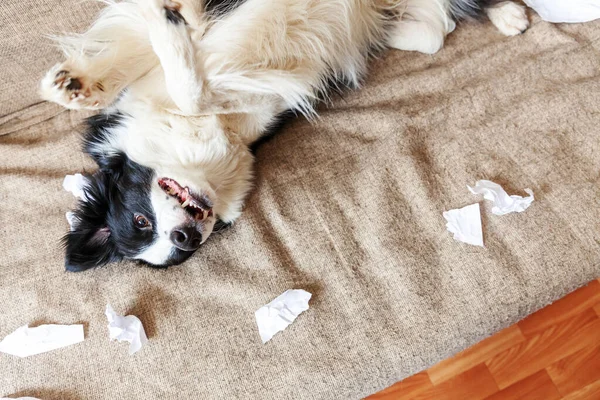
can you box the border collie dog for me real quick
[40,0,528,271]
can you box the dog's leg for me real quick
[386,0,455,54]
[40,2,157,110]
[140,0,207,115]
[141,0,322,118]
[485,1,529,36]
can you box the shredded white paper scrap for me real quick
[63,174,88,229]
[1,398,41,400]
[443,203,484,247]
[255,289,312,344]
[468,180,534,215]
[106,304,148,355]
[62,173,88,200]
[524,0,600,23]
[0,324,84,358]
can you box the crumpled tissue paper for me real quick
[106,304,148,355]
[255,289,312,344]
[524,0,600,23]
[62,173,88,200]
[468,180,534,215]
[63,173,88,230]
[1,397,41,400]
[0,324,84,357]
[1,398,41,400]
[443,203,484,247]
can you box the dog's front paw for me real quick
[487,1,529,36]
[40,65,105,110]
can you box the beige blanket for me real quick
[1,2,599,398]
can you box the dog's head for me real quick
[64,112,253,272]
[64,153,220,271]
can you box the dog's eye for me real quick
[134,214,151,229]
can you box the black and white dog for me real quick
[40,0,528,271]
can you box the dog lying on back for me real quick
[40,0,528,271]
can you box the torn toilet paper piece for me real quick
[255,289,312,344]
[106,304,148,355]
[443,203,484,247]
[524,0,600,23]
[468,180,534,215]
[63,174,88,229]
[62,173,88,200]
[1,397,41,400]
[0,324,84,357]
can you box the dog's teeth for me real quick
[181,198,190,208]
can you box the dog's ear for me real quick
[95,151,127,175]
[63,172,121,272]
[64,226,120,272]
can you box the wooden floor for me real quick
[367,279,600,400]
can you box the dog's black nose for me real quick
[170,226,202,251]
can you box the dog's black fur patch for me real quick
[205,0,248,17]
[165,7,185,24]
[449,0,497,20]
[84,111,125,170]
[64,154,156,271]
[63,172,121,271]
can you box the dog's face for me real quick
[64,153,217,271]
[63,110,255,271]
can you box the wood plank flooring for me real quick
[367,279,600,399]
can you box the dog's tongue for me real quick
[158,177,187,197]
[158,177,212,220]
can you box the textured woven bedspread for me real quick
[1,3,599,398]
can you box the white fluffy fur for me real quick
[40,0,527,264]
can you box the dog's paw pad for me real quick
[40,66,104,109]
[53,71,90,99]
[54,71,83,92]
[487,1,529,37]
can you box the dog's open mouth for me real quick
[158,177,213,221]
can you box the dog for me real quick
[40,0,529,271]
